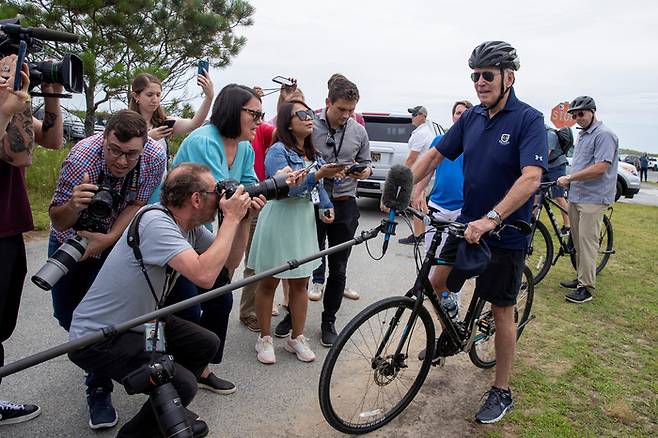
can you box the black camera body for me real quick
[0,18,83,94]
[216,173,290,201]
[123,355,193,438]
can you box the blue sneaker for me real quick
[87,387,118,430]
[475,386,514,424]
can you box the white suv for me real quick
[358,112,444,198]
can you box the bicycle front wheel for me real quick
[468,266,535,369]
[318,296,436,434]
[569,214,614,274]
[526,220,553,285]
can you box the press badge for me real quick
[144,322,166,352]
[310,187,320,205]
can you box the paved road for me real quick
[1,198,493,438]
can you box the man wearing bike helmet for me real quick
[556,96,618,303]
[412,41,547,423]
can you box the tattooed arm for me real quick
[0,57,34,167]
[33,82,64,150]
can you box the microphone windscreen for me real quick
[28,27,79,43]
[382,165,413,211]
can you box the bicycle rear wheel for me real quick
[319,296,435,434]
[468,266,534,369]
[569,214,614,274]
[526,220,553,285]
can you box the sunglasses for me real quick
[470,71,497,83]
[105,143,141,161]
[242,107,265,122]
[294,109,316,121]
[571,111,586,119]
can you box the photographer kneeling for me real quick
[68,163,256,437]
[45,109,166,429]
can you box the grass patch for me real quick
[494,203,658,437]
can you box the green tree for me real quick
[0,0,254,133]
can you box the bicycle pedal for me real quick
[431,356,446,367]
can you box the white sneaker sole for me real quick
[475,402,513,424]
[0,406,42,426]
[88,411,118,430]
[284,343,315,362]
[198,382,237,395]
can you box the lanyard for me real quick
[328,121,347,162]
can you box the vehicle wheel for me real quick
[468,266,534,369]
[615,180,623,202]
[319,296,435,434]
[525,220,553,285]
[569,214,614,275]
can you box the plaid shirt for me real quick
[50,134,166,245]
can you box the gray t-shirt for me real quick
[546,125,568,168]
[569,121,619,205]
[69,205,214,341]
[312,109,370,198]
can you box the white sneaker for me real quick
[284,335,316,362]
[343,285,360,300]
[308,283,324,301]
[255,336,276,364]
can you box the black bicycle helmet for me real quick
[568,96,596,113]
[468,41,520,71]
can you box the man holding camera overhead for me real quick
[0,53,64,425]
[47,109,165,430]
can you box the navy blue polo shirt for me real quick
[436,88,547,250]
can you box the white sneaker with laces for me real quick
[284,335,316,362]
[308,283,324,301]
[343,285,360,300]
[255,335,276,364]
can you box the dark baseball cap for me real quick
[407,106,428,116]
[446,239,492,292]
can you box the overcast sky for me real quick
[101,0,658,153]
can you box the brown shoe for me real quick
[240,315,260,332]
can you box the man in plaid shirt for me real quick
[47,109,165,430]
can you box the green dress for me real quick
[247,196,320,279]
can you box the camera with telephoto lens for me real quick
[123,355,193,438]
[216,173,290,200]
[31,184,120,291]
[0,18,83,94]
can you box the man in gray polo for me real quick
[557,96,618,303]
[310,75,370,347]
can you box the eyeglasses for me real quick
[571,110,586,119]
[105,144,142,161]
[470,71,497,83]
[294,109,316,121]
[242,107,265,122]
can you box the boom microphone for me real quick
[382,165,413,211]
[381,165,413,254]
[27,27,80,44]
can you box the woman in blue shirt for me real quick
[248,100,344,364]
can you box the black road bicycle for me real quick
[318,208,535,434]
[525,181,614,285]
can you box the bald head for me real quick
[161,163,213,208]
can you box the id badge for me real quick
[144,322,166,352]
[310,187,320,205]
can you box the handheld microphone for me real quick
[381,165,413,254]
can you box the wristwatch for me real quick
[485,209,502,226]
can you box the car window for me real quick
[364,117,415,143]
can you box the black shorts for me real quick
[474,246,525,307]
[438,234,524,307]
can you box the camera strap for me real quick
[127,205,175,309]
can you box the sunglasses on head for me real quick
[470,71,497,83]
[294,109,315,121]
[242,107,265,122]
[571,110,587,119]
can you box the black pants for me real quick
[315,198,360,325]
[0,234,27,383]
[640,167,648,182]
[164,269,232,364]
[69,316,219,437]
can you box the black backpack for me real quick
[547,126,574,163]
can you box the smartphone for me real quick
[272,76,295,87]
[325,162,348,169]
[162,119,176,129]
[305,161,319,171]
[347,163,368,174]
[197,59,209,75]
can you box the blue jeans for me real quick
[48,234,113,393]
